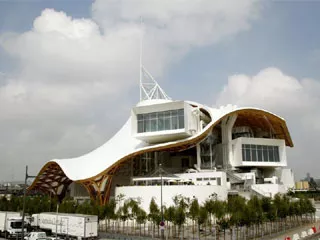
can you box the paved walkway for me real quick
[265,222,319,240]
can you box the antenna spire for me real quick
[139,16,143,102]
[139,17,171,102]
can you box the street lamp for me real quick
[21,166,36,240]
[159,163,164,239]
[55,203,59,239]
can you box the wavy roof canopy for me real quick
[29,102,293,200]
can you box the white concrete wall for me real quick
[251,184,287,198]
[280,168,295,190]
[115,185,227,212]
[176,171,227,186]
[221,115,237,168]
[235,172,256,183]
[231,137,287,167]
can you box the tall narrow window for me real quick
[164,111,171,130]
[257,145,263,162]
[158,112,164,131]
[274,146,280,162]
[263,146,268,162]
[144,114,151,132]
[268,146,274,162]
[251,145,257,162]
[178,109,184,129]
[244,145,251,161]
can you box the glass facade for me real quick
[200,133,217,169]
[242,144,280,162]
[137,109,184,133]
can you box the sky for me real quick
[0,0,319,181]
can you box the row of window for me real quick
[196,177,221,185]
[242,144,280,162]
[196,177,219,181]
[137,109,185,133]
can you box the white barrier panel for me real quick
[308,228,314,235]
[300,231,308,238]
[292,233,300,240]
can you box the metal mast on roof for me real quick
[139,16,143,102]
[139,17,171,102]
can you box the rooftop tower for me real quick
[139,17,170,102]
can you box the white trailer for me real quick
[31,213,98,239]
[0,211,27,238]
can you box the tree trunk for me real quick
[193,220,195,240]
[182,224,184,239]
[204,223,207,240]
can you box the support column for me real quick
[196,143,201,169]
[155,152,158,169]
[221,114,237,169]
[130,159,133,184]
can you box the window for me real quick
[263,146,268,162]
[257,145,263,162]
[137,109,185,133]
[10,221,23,229]
[274,146,280,162]
[217,178,221,186]
[243,144,251,162]
[181,158,189,168]
[242,144,280,162]
[251,145,257,162]
[158,112,164,131]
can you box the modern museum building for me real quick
[29,74,295,211]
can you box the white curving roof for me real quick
[32,102,293,183]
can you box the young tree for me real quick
[59,197,77,213]
[164,206,175,238]
[136,208,147,236]
[0,196,9,211]
[148,197,160,237]
[126,198,141,234]
[172,195,189,238]
[228,196,246,238]
[247,196,263,238]
[274,194,289,231]
[189,197,200,239]
[261,197,276,234]
[198,206,208,240]
[173,205,186,239]
[102,199,116,232]
[118,202,129,234]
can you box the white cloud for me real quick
[93,0,260,75]
[0,1,260,180]
[0,9,141,105]
[215,67,320,179]
[92,0,259,46]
